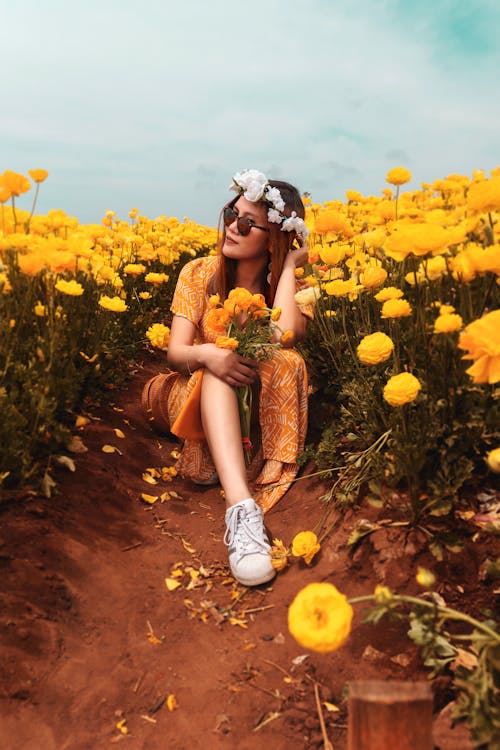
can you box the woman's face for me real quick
[222,196,270,262]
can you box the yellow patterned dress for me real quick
[166,255,313,512]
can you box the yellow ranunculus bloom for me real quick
[467,177,500,213]
[294,286,320,306]
[383,372,422,406]
[439,304,455,315]
[123,263,146,275]
[458,310,500,384]
[1,170,31,197]
[146,323,170,349]
[291,531,321,565]
[205,307,231,334]
[208,293,220,308]
[314,210,346,234]
[215,335,239,350]
[139,291,152,300]
[374,584,393,604]
[145,272,170,285]
[288,582,353,653]
[281,329,294,347]
[55,279,84,296]
[28,169,49,183]
[360,266,388,289]
[34,301,47,317]
[270,307,281,321]
[374,286,404,302]
[486,447,500,473]
[434,313,463,334]
[357,332,394,365]
[380,298,412,319]
[386,167,411,186]
[98,295,128,313]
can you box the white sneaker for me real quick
[224,499,276,586]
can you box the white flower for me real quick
[268,208,283,224]
[295,286,320,306]
[281,212,309,236]
[265,186,285,212]
[231,169,267,201]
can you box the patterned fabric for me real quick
[167,255,312,512]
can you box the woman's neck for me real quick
[234,258,268,293]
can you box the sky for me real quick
[2,0,500,227]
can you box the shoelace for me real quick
[224,505,270,560]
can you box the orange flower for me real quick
[215,335,239,350]
[28,169,49,183]
[386,167,411,186]
[281,329,294,346]
[224,287,254,313]
[205,307,231,334]
[0,185,11,203]
[291,531,321,565]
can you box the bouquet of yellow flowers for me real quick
[205,288,287,466]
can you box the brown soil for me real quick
[0,356,495,749]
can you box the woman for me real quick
[163,169,313,586]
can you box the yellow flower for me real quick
[34,301,47,317]
[434,313,463,334]
[55,279,84,296]
[224,287,255,313]
[291,531,321,565]
[439,304,455,315]
[123,263,146,275]
[208,293,220,308]
[288,582,353,653]
[385,222,450,261]
[28,169,49,183]
[380,298,412,319]
[383,372,422,406]
[374,286,404,302]
[0,170,31,197]
[129,208,139,219]
[486,447,500,473]
[281,329,294,347]
[360,266,388,289]
[458,310,500,384]
[357,332,394,365]
[270,307,281,321]
[467,177,500,213]
[9,319,16,329]
[374,585,392,604]
[145,272,170,285]
[319,244,346,266]
[139,291,152,300]
[315,210,346,234]
[0,185,11,203]
[270,538,289,571]
[386,167,411,186]
[98,295,128,313]
[215,335,239,350]
[146,323,170,349]
[416,567,436,588]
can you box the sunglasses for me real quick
[223,206,269,237]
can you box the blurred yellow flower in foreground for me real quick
[98,295,128,313]
[458,310,500,384]
[288,582,353,653]
[386,167,411,186]
[374,584,392,604]
[55,279,84,296]
[291,531,321,565]
[486,447,500,473]
[383,372,422,406]
[416,567,436,588]
[146,323,170,350]
[357,332,394,365]
[434,313,463,334]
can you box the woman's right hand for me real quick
[202,344,258,386]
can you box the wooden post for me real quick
[348,680,433,750]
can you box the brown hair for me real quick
[210,180,305,306]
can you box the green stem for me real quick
[348,594,500,643]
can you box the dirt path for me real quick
[0,357,480,749]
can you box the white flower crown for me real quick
[230,169,309,237]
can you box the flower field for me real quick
[0,165,498,516]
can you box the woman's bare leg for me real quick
[200,370,252,507]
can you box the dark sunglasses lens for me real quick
[236,217,251,236]
[223,207,235,226]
